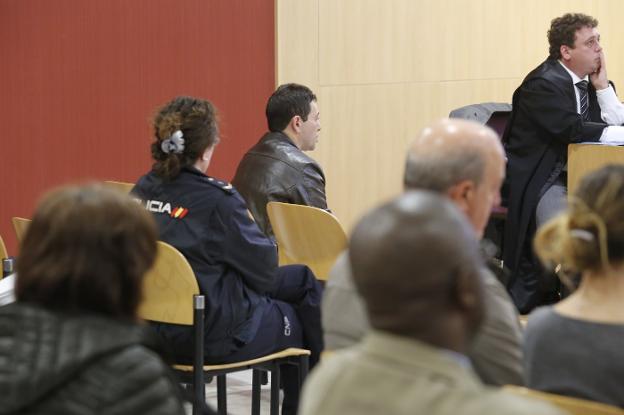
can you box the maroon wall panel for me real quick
[0,0,275,254]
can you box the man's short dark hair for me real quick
[16,184,158,319]
[548,13,598,59]
[266,83,317,132]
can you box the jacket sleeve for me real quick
[289,163,328,210]
[518,78,607,144]
[96,347,188,415]
[469,268,524,386]
[322,251,370,349]
[596,83,624,125]
[217,193,279,294]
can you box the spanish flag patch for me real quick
[170,207,189,219]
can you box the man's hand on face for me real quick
[590,50,609,90]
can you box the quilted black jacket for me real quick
[0,303,187,415]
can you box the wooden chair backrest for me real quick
[138,241,199,325]
[103,180,135,194]
[0,235,7,260]
[11,217,31,244]
[267,202,348,280]
[504,386,624,415]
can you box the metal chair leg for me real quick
[217,374,227,415]
[251,369,262,415]
[270,366,280,415]
[192,295,206,415]
[191,382,202,415]
[298,355,309,388]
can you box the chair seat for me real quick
[173,347,311,415]
[173,347,311,372]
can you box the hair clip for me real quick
[570,229,594,242]
[161,130,185,154]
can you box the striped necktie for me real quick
[576,80,589,121]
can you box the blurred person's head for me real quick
[404,118,505,239]
[535,164,624,278]
[548,13,601,78]
[266,83,321,151]
[349,191,485,352]
[16,184,158,319]
[151,96,220,179]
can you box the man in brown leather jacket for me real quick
[232,83,327,238]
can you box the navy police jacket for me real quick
[133,167,278,360]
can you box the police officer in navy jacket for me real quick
[132,96,323,415]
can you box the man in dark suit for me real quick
[503,13,624,313]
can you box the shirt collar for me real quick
[362,330,476,376]
[558,60,589,85]
[440,348,473,370]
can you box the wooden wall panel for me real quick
[318,0,622,85]
[0,0,275,255]
[276,0,318,87]
[277,0,624,233]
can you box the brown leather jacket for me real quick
[232,131,328,238]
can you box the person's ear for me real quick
[453,270,480,311]
[291,115,302,133]
[201,146,214,161]
[446,180,474,216]
[561,45,572,61]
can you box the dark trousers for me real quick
[508,173,567,314]
[153,265,323,415]
[217,265,323,415]
[508,217,560,314]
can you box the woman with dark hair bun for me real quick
[525,164,624,407]
[0,184,186,415]
[132,96,323,415]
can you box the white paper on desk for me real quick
[580,141,624,146]
[591,125,624,145]
[0,274,16,306]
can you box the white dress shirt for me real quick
[558,61,624,143]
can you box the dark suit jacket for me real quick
[503,58,608,304]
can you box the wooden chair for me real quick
[103,180,134,194]
[504,385,624,415]
[11,217,31,243]
[0,235,8,280]
[138,241,310,415]
[0,235,7,260]
[266,202,348,281]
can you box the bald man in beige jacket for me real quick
[302,191,561,415]
[322,119,523,386]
